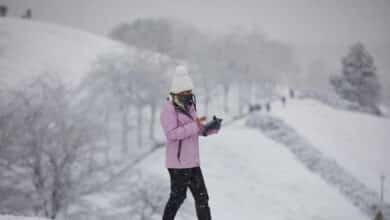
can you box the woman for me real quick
[160,65,219,220]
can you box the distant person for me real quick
[374,210,384,220]
[0,5,7,17]
[289,88,295,98]
[249,104,262,112]
[249,104,256,112]
[160,65,221,220]
[281,96,286,106]
[266,102,271,112]
[22,9,31,19]
[256,104,262,111]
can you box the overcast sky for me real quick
[3,0,390,46]
[2,0,390,82]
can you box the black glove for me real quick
[202,115,223,136]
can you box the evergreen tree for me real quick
[331,42,381,114]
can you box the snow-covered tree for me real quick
[110,18,173,55]
[214,31,245,113]
[136,53,172,141]
[128,53,171,146]
[0,74,113,219]
[81,51,171,153]
[80,52,134,153]
[110,18,298,115]
[330,43,382,114]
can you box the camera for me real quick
[202,115,223,136]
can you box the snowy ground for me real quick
[271,98,390,201]
[142,117,367,220]
[0,215,48,220]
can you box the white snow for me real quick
[0,215,48,220]
[0,17,129,87]
[272,98,390,202]
[142,118,367,220]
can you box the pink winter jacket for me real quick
[160,100,218,168]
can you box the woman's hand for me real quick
[196,116,207,128]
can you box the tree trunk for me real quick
[31,149,48,218]
[121,106,129,154]
[137,105,143,147]
[223,84,230,113]
[250,81,256,104]
[149,103,156,141]
[238,82,245,115]
[104,107,111,162]
[50,167,60,220]
[103,107,111,145]
[203,92,210,118]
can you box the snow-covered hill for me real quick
[271,99,390,201]
[0,17,129,87]
[142,118,367,220]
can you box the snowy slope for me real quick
[0,215,48,220]
[0,17,129,87]
[142,118,367,220]
[271,99,390,202]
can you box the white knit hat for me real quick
[170,65,194,94]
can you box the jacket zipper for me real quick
[173,103,194,163]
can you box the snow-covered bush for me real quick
[109,172,171,220]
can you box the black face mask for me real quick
[177,93,195,107]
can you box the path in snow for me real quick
[142,118,367,220]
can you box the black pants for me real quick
[162,166,211,220]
